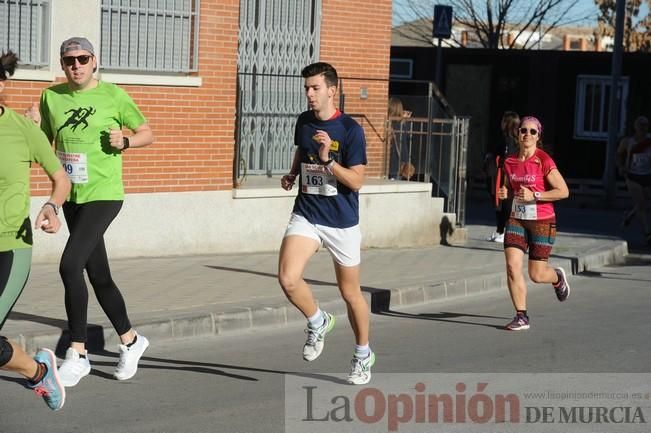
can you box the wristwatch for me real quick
[122,137,130,151]
[324,159,335,174]
[534,191,542,201]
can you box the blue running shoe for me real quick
[29,348,65,411]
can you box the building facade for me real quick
[3,0,446,261]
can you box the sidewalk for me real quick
[3,215,628,354]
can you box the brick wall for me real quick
[320,1,392,177]
[12,0,392,196]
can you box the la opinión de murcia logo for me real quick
[300,382,647,432]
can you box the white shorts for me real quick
[283,213,361,267]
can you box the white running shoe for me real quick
[347,351,376,385]
[302,311,335,361]
[114,333,150,381]
[485,231,499,241]
[553,267,570,302]
[58,347,91,387]
[486,231,505,243]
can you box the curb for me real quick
[15,241,628,355]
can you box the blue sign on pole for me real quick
[433,5,453,39]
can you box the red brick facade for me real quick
[8,0,391,196]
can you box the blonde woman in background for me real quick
[387,97,413,180]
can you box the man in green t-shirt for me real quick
[1,49,71,411]
[26,37,154,387]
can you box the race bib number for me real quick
[511,199,538,220]
[56,150,88,184]
[630,153,651,174]
[301,163,337,196]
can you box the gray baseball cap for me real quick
[60,37,95,56]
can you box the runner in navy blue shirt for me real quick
[278,62,374,385]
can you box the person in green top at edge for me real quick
[0,50,71,410]
[25,37,154,387]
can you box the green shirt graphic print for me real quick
[39,81,146,203]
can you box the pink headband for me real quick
[520,116,542,134]
[520,116,543,134]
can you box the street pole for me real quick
[435,37,443,88]
[604,0,626,206]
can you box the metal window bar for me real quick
[237,72,305,177]
[100,0,199,72]
[0,0,49,66]
[386,80,470,227]
[385,114,469,227]
[577,76,628,139]
[236,0,321,177]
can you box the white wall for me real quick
[50,1,102,73]
[13,0,101,82]
[30,182,445,263]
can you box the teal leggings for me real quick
[0,248,32,330]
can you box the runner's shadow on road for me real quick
[7,311,107,357]
[204,265,337,288]
[0,374,30,387]
[88,358,259,382]
[362,287,507,329]
[90,350,349,385]
[379,309,507,330]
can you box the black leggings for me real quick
[496,197,513,234]
[60,201,131,343]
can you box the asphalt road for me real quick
[1,255,650,433]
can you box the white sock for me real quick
[307,309,325,329]
[354,343,370,359]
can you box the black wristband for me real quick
[122,137,130,151]
[43,201,59,215]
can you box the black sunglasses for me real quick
[62,55,93,66]
[519,127,538,136]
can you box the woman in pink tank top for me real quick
[496,116,571,331]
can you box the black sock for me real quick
[126,335,138,348]
[516,310,528,317]
[28,362,47,384]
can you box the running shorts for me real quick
[504,217,556,261]
[284,213,361,267]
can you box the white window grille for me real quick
[0,0,50,66]
[237,0,321,176]
[575,75,629,140]
[100,0,200,72]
